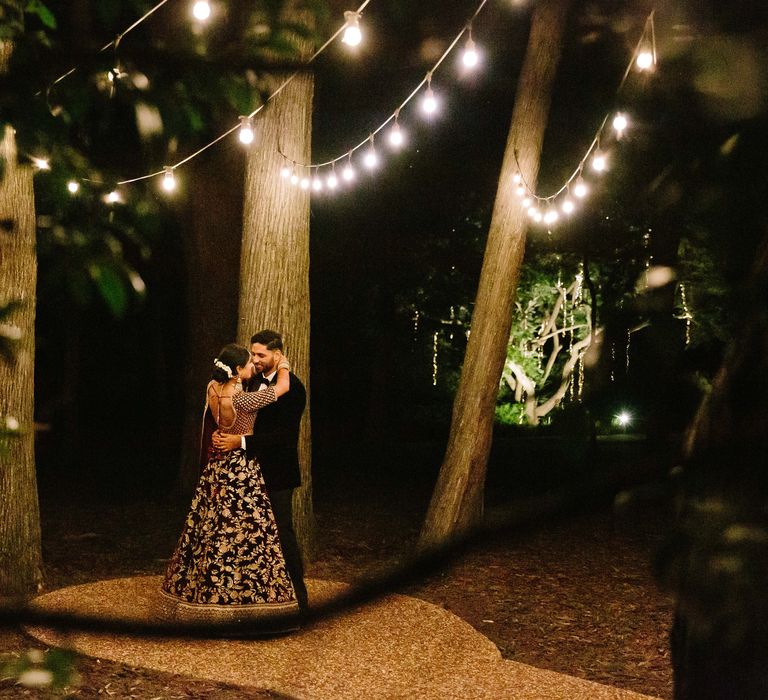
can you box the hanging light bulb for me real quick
[363,136,378,169]
[421,74,438,116]
[342,162,355,182]
[31,156,50,170]
[389,120,404,148]
[192,1,211,21]
[512,172,522,184]
[342,11,362,46]
[612,112,628,137]
[522,197,532,208]
[290,171,299,185]
[238,115,254,145]
[67,180,80,194]
[527,206,539,219]
[462,33,479,69]
[327,170,339,189]
[280,164,293,179]
[300,175,310,190]
[573,177,589,198]
[562,198,575,214]
[515,184,526,197]
[636,50,654,71]
[104,190,121,204]
[544,209,559,225]
[162,166,176,193]
[312,177,323,192]
[591,152,607,172]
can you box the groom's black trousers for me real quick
[270,488,308,611]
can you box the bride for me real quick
[158,343,298,626]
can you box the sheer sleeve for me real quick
[232,385,278,413]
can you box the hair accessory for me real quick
[213,358,233,379]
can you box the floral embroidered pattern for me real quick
[161,448,296,610]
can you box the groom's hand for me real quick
[212,430,242,451]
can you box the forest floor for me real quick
[1,440,674,699]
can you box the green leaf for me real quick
[89,263,128,318]
[25,0,56,28]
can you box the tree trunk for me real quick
[0,117,43,597]
[176,147,243,497]
[419,0,574,549]
[238,35,315,555]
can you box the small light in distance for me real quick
[612,113,628,137]
[615,411,632,427]
[31,157,50,170]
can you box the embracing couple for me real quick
[157,330,308,628]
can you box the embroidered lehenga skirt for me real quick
[158,448,298,624]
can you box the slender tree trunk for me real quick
[0,116,43,596]
[238,27,315,555]
[419,0,574,548]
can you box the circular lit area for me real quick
[192,1,211,21]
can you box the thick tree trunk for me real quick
[0,120,43,597]
[419,0,574,548]
[176,148,243,497]
[238,64,315,554]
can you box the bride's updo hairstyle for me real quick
[212,343,250,383]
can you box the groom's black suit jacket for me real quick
[244,371,306,491]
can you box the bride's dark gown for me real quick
[158,382,298,623]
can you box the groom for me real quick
[212,329,309,613]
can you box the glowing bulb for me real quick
[67,180,80,194]
[533,210,543,223]
[162,166,176,193]
[280,165,292,179]
[192,1,211,21]
[522,197,532,208]
[421,86,438,115]
[616,411,632,427]
[591,152,607,172]
[342,164,355,182]
[300,177,310,190]
[363,147,378,169]
[105,190,121,204]
[389,123,404,148]
[238,115,254,145]
[513,172,522,184]
[636,51,653,71]
[573,178,589,198]
[612,113,628,137]
[327,172,338,189]
[342,11,362,46]
[544,209,559,225]
[515,184,526,197]
[290,173,299,185]
[462,37,479,68]
[31,157,50,170]
[527,206,539,219]
[312,176,323,192]
[562,198,575,214]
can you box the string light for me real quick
[561,198,575,214]
[31,157,50,170]
[161,166,176,192]
[462,31,479,69]
[573,177,589,198]
[342,11,362,46]
[421,73,438,116]
[612,112,628,137]
[342,154,356,182]
[191,1,211,21]
[299,174,310,190]
[67,180,80,194]
[312,173,323,192]
[290,171,299,185]
[591,151,607,172]
[363,135,379,169]
[238,116,254,145]
[327,169,339,189]
[388,119,405,149]
[104,190,122,204]
[636,51,654,71]
[280,164,292,179]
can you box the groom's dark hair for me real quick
[250,329,283,351]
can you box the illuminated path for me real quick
[28,576,658,699]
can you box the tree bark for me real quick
[0,117,43,597]
[238,29,315,555]
[419,0,574,548]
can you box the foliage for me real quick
[0,648,79,692]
